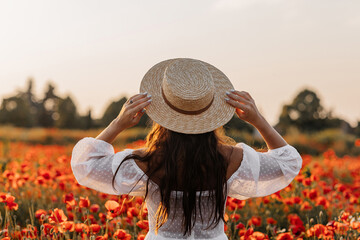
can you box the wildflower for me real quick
[248,216,262,227]
[90,204,100,213]
[2,195,18,211]
[113,229,131,240]
[79,196,90,208]
[75,223,89,234]
[48,208,68,224]
[276,232,293,240]
[300,201,312,211]
[90,224,101,234]
[136,220,149,230]
[35,209,48,220]
[287,214,303,226]
[127,207,140,218]
[230,213,240,221]
[266,217,277,225]
[236,222,245,229]
[59,221,75,232]
[137,234,146,240]
[308,189,318,200]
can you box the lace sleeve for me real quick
[70,137,147,196]
[227,143,302,200]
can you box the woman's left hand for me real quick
[115,92,152,131]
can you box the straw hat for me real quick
[140,58,235,134]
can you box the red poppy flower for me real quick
[303,178,311,186]
[355,139,360,147]
[35,209,47,220]
[290,224,305,236]
[308,189,318,200]
[4,195,18,211]
[252,231,267,240]
[113,229,131,240]
[59,221,75,232]
[300,201,312,211]
[127,207,140,218]
[48,208,68,224]
[137,234,146,240]
[316,196,329,209]
[276,232,293,240]
[248,216,262,227]
[236,222,245,229]
[90,224,101,234]
[136,220,149,230]
[266,217,277,225]
[230,213,240,221]
[90,204,100,213]
[74,223,89,234]
[79,196,90,208]
[287,214,303,226]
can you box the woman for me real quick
[71,58,302,239]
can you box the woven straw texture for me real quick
[140,58,235,134]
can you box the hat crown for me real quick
[162,59,215,112]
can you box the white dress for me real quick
[71,137,302,240]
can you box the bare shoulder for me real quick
[132,148,147,157]
[219,144,244,180]
[131,148,148,172]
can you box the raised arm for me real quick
[71,92,152,196]
[96,92,152,143]
[225,90,286,149]
[225,90,302,199]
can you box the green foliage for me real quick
[101,97,127,126]
[276,88,355,135]
[55,96,78,129]
[0,80,358,135]
[277,89,328,133]
[0,96,35,127]
[224,115,254,133]
[0,80,90,129]
[100,97,151,128]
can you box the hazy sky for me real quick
[1,0,359,126]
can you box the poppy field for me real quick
[0,139,360,240]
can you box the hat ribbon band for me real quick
[161,88,214,115]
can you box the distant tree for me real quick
[55,96,78,128]
[78,109,93,129]
[355,121,360,137]
[0,79,95,129]
[38,82,61,127]
[277,89,329,132]
[101,97,127,126]
[224,115,254,133]
[0,96,34,127]
[0,78,41,127]
[276,88,353,133]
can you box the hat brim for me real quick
[140,58,236,134]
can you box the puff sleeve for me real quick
[71,137,147,196]
[227,143,302,200]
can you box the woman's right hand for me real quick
[225,90,263,127]
[95,92,151,144]
[115,92,152,131]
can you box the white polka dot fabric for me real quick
[71,137,302,239]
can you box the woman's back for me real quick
[71,136,302,239]
[132,144,244,190]
[71,58,303,239]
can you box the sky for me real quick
[0,0,359,126]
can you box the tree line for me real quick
[0,79,359,136]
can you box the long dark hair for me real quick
[112,122,235,236]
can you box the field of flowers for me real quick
[0,139,360,240]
